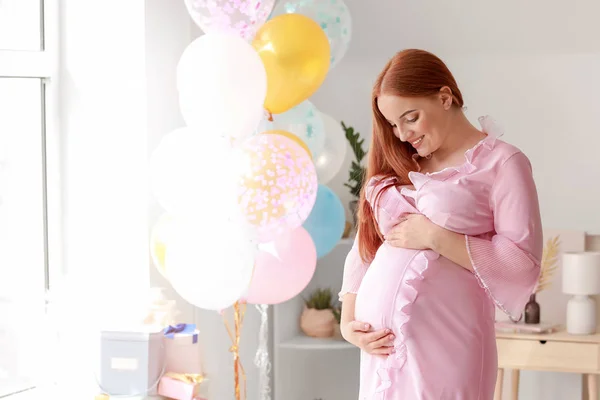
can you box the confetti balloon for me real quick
[263,129,311,159]
[184,0,276,41]
[238,132,318,241]
[273,0,352,68]
[256,100,325,158]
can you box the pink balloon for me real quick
[245,227,317,305]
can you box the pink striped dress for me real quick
[340,116,543,400]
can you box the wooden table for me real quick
[495,329,600,400]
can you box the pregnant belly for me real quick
[354,243,492,338]
[354,244,423,331]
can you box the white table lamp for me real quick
[562,251,600,335]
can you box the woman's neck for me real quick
[430,111,486,164]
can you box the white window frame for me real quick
[0,0,61,397]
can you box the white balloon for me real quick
[166,216,256,311]
[150,127,239,217]
[314,112,348,184]
[177,32,267,140]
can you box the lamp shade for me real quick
[562,251,600,295]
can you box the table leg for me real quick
[511,369,520,400]
[587,374,597,400]
[494,368,504,400]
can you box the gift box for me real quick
[95,395,167,400]
[163,324,203,375]
[157,372,206,400]
[96,327,164,396]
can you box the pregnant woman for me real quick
[339,49,543,400]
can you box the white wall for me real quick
[311,1,600,399]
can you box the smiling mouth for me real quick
[411,136,424,147]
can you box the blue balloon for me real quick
[303,184,345,259]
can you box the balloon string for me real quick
[235,302,245,400]
[254,304,272,400]
[223,301,247,400]
[268,111,273,122]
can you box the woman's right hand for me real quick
[342,321,396,355]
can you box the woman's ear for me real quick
[439,86,453,110]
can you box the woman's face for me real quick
[377,91,453,158]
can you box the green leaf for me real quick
[304,288,335,310]
[331,305,341,324]
[341,121,368,199]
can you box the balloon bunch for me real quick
[149,2,352,397]
[150,0,352,313]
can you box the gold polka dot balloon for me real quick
[238,131,318,241]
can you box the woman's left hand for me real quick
[385,214,439,250]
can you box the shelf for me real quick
[279,335,358,350]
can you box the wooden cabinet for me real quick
[495,330,600,400]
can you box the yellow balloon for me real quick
[150,214,175,278]
[252,13,330,115]
[263,129,312,159]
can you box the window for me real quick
[0,1,42,51]
[0,1,59,397]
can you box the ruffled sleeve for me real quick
[364,175,400,212]
[365,175,416,234]
[466,152,543,321]
[338,231,369,301]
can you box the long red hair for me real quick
[357,49,464,264]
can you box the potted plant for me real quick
[342,121,367,228]
[300,288,343,340]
